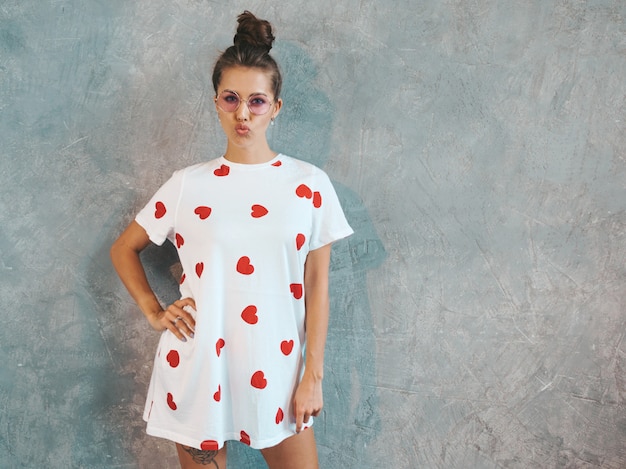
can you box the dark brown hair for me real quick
[212,11,282,100]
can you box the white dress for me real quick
[135,154,353,450]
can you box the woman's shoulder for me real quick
[170,157,223,177]
[279,154,328,178]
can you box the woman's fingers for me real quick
[295,404,321,432]
[164,298,196,341]
[293,374,323,432]
[179,297,197,329]
[295,409,316,432]
[295,412,304,433]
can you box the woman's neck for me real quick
[223,142,277,165]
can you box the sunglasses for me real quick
[215,90,274,116]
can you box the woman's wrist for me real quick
[137,295,163,320]
[303,366,324,382]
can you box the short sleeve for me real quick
[135,169,184,246]
[309,170,354,250]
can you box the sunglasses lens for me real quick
[217,91,240,112]
[247,95,271,115]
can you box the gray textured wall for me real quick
[1,1,625,468]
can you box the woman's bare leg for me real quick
[176,443,227,469]
[260,428,319,469]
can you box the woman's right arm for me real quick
[110,220,195,341]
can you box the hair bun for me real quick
[233,11,275,53]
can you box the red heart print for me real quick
[251,371,267,389]
[196,262,204,278]
[214,164,230,176]
[272,160,282,167]
[166,392,177,410]
[154,201,166,219]
[275,407,284,424]
[290,283,303,300]
[251,204,268,218]
[313,191,322,208]
[166,350,180,368]
[179,273,186,285]
[201,440,219,451]
[175,233,184,248]
[213,384,221,402]
[216,338,225,357]
[241,305,258,325]
[296,233,306,251]
[296,184,313,199]
[236,256,254,275]
[194,206,212,219]
[280,340,294,356]
[240,430,251,446]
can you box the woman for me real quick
[110,11,353,469]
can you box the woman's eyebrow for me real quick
[222,88,270,98]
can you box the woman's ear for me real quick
[272,98,283,119]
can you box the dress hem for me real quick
[144,419,314,451]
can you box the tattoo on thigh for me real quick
[182,445,220,467]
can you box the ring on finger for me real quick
[173,316,183,325]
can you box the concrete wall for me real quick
[1,1,624,467]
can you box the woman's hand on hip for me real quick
[147,297,197,342]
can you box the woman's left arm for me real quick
[293,243,332,433]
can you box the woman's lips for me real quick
[235,124,249,135]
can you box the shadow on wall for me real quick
[87,40,386,469]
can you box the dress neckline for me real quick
[219,154,283,169]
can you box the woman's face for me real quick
[214,66,282,149]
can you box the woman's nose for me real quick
[236,101,250,121]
